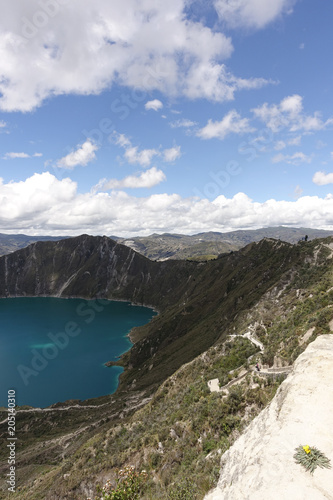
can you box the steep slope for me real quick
[1,236,333,498]
[0,234,195,308]
[205,335,333,500]
[0,235,312,394]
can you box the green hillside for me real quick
[0,233,68,257]
[118,227,333,261]
[0,235,332,499]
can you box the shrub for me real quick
[94,466,148,500]
[294,445,331,475]
[167,477,198,500]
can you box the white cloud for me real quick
[293,185,303,198]
[313,171,333,186]
[114,134,132,149]
[112,132,159,167]
[104,167,166,189]
[0,0,275,112]
[252,95,333,133]
[3,152,30,159]
[145,99,163,111]
[316,140,327,149]
[197,110,255,140]
[280,94,303,116]
[183,62,270,101]
[163,146,182,162]
[0,120,7,128]
[288,135,301,146]
[112,131,181,166]
[56,140,98,169]
[214,0,297,29]
[170,118,198,128]
[274,140,286,151]
[274,136,302,150]
[272,151,312,165]
[124,147,159,168]
[2,151,43,159]
[0,172,76,223]
[2,173,333,236]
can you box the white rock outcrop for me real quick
[205,335,333,500]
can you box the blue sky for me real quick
[1,0,333,236]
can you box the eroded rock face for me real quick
[205,335,333,500]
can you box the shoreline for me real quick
[0,293,159,312]
[0,294,159,408]
[0,293,160,343]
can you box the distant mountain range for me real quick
[0,233,69,257]
[117,227,333,260]
[1,226,332,260]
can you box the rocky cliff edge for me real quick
[205,334,333,500]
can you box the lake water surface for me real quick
[0,297,156,408]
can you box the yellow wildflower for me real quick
[303,445,311,454]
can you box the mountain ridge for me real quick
[0,234,306,394]
[1,226,332,261]
[1,233,333,498]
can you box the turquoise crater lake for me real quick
[0,297,156,408]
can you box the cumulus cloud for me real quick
[197,110,255,140]
[313,171,333,186]
[170,118,198,128]
[252,95,333,133]
[3,152,30,159]
[56,140,98,169]
[112,132,159,167]
[0,120,7,128]
[2,151,42,159]
[0,172,76,223]
[214,0,297,29]
[112,132,181,166]
[272,151,312,165]
[1,173,333,236]
[274,140,286,151]
[183,62,270,101]
[288,135,302,146]
[0,0,275,112]
[124,147,159,168]
[273,136,302,150]
[145,99,163,111]
[104,167,166,189]
[163,146,182,162]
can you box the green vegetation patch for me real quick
[294,445,331,474]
